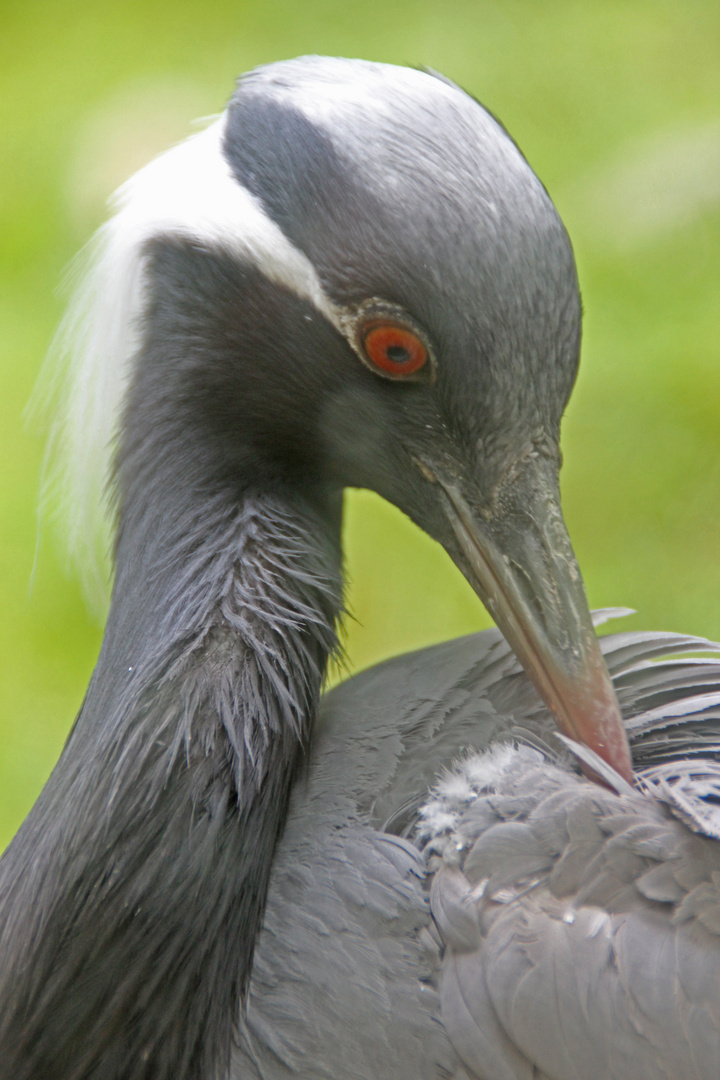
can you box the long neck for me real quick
[0,432,342,1078]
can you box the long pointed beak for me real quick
[436,455,633,785]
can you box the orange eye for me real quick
[361,321,429,378]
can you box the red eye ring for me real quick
[360,321,429,378]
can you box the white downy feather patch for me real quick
[416,743,545,847]
[40,113,341,610]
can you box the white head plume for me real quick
[39,111,338,613]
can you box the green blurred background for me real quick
[1,0,718,851]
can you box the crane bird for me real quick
[1,56,719,1080]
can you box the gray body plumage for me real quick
[235,622,720,1080]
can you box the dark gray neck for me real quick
[0,404,342,1079]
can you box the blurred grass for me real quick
[1,0,718,850]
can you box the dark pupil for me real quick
[386,344,410,365]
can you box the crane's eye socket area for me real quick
[359,319,432,381]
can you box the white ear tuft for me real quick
[35,113,338,614]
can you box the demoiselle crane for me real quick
[1,57,718,1080]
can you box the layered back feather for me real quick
[230,617,720,1080]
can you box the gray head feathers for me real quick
[38,56,573,611]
